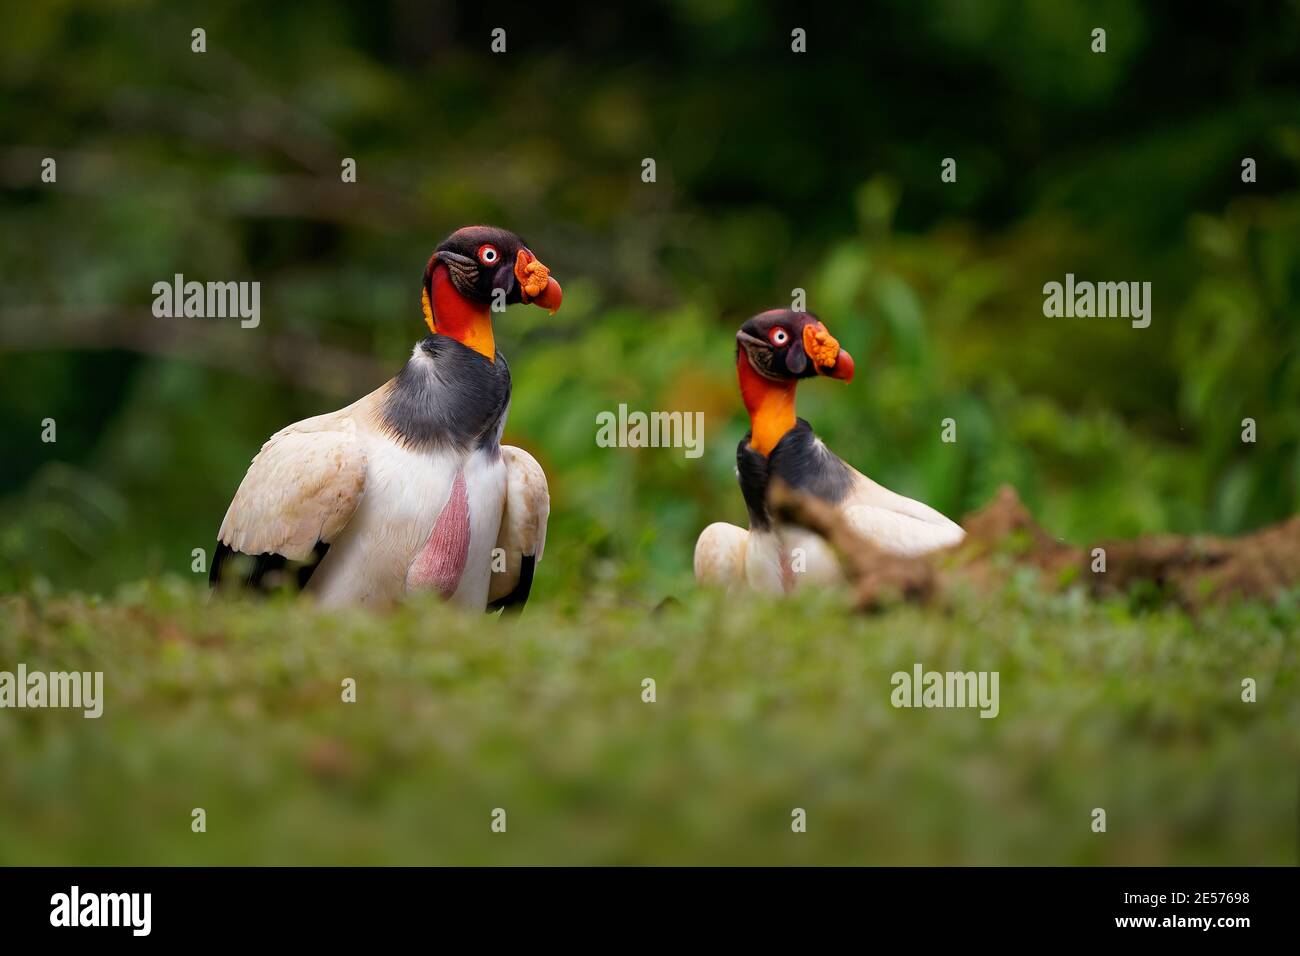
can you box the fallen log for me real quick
[767,480,1300,611]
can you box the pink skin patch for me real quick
[779,547,797,594]
[407,470,471,598]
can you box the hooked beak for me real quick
[515,249,563,314]
[803,321,854,382]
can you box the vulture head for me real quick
[736,309,855,384]
[421,225,563,338]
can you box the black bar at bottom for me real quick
[0,866,1288,942]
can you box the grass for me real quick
[0,579,1297,866]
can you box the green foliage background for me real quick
[2,0,1299,600]
[0,2,1298,866]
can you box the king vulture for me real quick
[210,225,562,611]
[694,309,965,593]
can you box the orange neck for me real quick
[427,264,495,361]
[738,353,797,456]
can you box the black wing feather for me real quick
[210,541,331,594]
[488,554,536,615]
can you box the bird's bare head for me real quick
[735,309,855,384]
[421,225,563,333]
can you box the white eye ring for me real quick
[479,245,499,265]
[772,328,789,346]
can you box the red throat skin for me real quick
[428,264,496,361]
[737,352,797,456]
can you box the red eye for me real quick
[478,245,499,265]
[771,328,790,346]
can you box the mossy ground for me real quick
[1,580,1296,865]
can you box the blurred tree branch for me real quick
[0,147,418,228]
[0,307,391,397]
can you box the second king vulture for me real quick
[695,309,965,593]
[211,225,562,611]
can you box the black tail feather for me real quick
[488,553,536,615]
